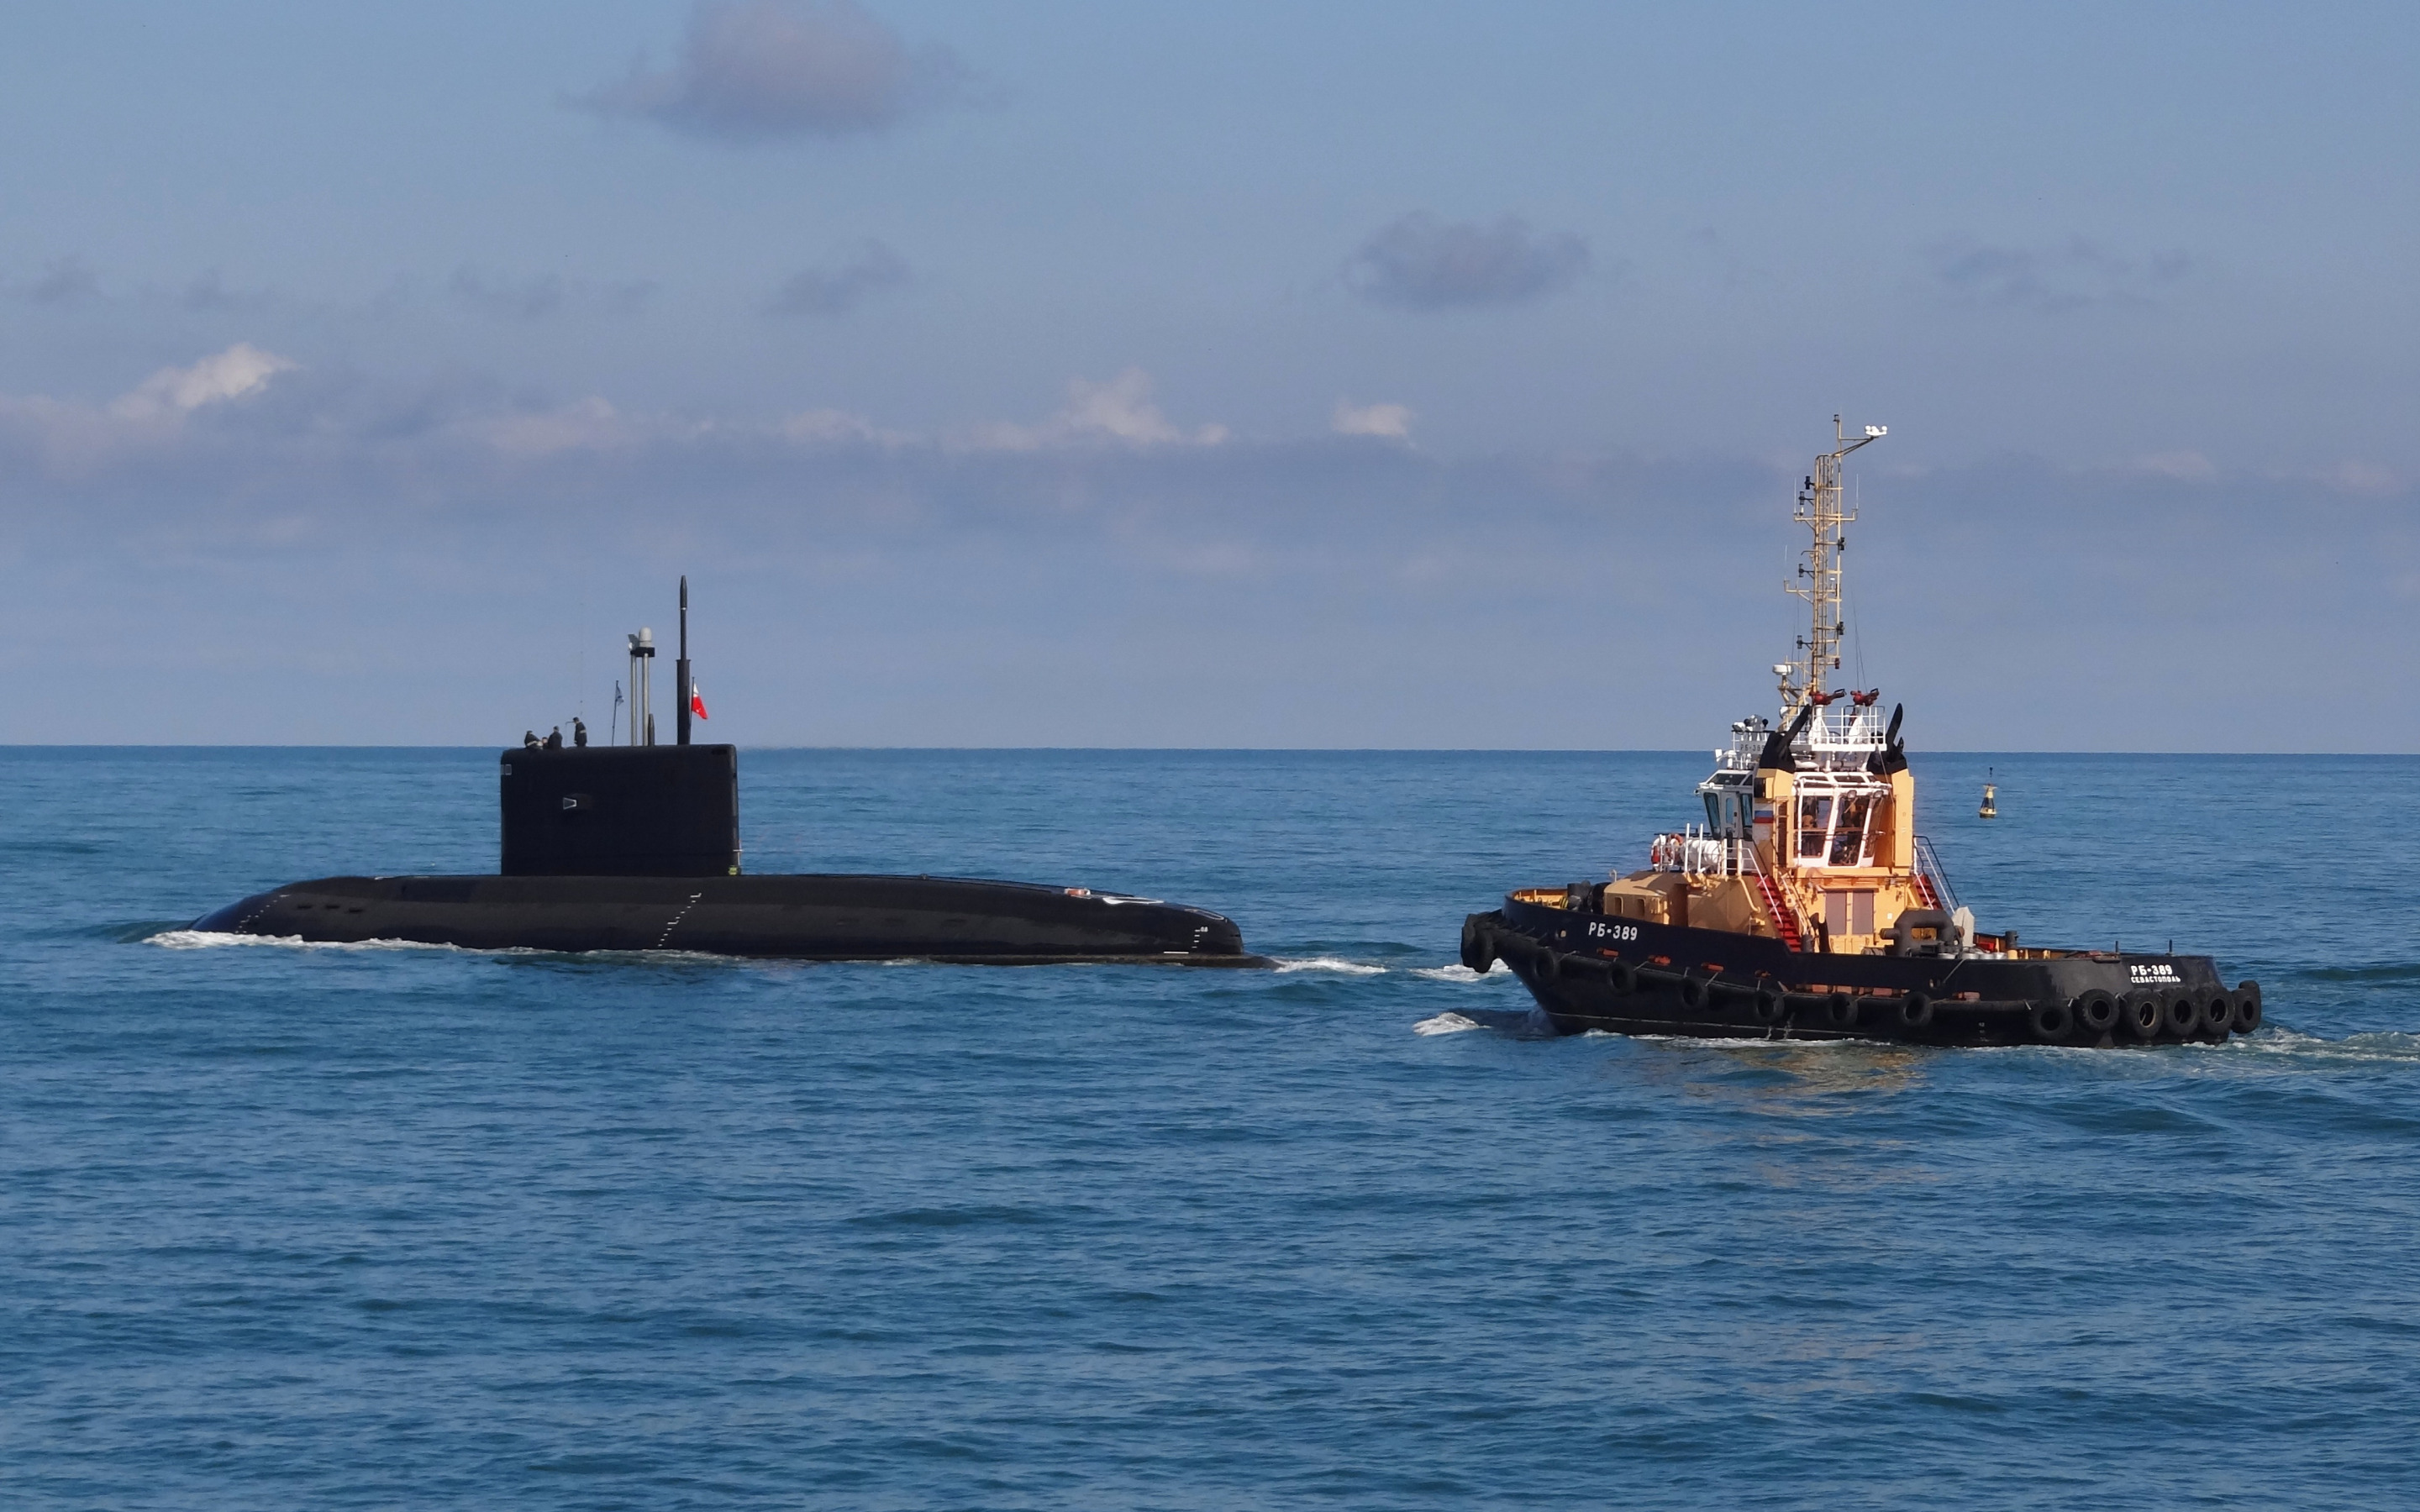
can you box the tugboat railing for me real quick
[1913,834,1960,912]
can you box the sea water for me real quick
[4,748,2417,1509]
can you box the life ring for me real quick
[1826,992,1859,1028]
[1460,916,1496,974]
[1607,959,1638,995]
[2122,991,2164,1041]
[1679,974,1711,1010]
[2029,1000,2075,1042]
[1897,992,1933,1030]
[1753,988,1786,1025]
[2075,990,2119,1033]
[2235,980,2263,1033]
[2160,992,2200,1037]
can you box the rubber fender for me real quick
[1851,995,1880,1026]
[1460,915,1497,974]
[1533,946,1562,982]
[2161,992,2201,1037]
[1752,988,1786,1025]
[2235,980,2263,1033]
[1607,959,1638,995]
[2029,1000,2075,1042]
[1785,993,1826,1018]
[1679,974,1710,1010]
[2122,990,2165,1041]
[1825,992,1859,1027]
[1897,992,1934,1029]
[2075,990,2119,1033]
[2198,990,2233,1041]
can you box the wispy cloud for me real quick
[449,267,566,320]
[1332,400,1413,440]
[15,255,102,305]
[2320,460,2400,496]
[767,239,909,315]
[575,0,971,142]
[1344,213,1589,310]
[1925,236,2189,313]
[445,267,656,320]
[2128,450,2217,480]
[175,268,267,312]
[960,369,1228,451]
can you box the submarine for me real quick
[192,582,1267,967]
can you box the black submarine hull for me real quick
[1465,898,2260,1048]
[193,873,1268,966]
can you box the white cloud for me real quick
[108,343,298,422]
[963,369,1227,451]
[1332,399,1413,440]
[0,343,300,474]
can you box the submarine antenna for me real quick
[676,576,692,747]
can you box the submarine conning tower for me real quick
[502,572,739,877]
[500,744,740,877]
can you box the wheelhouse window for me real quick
[1792,784,1891,868]
[1833,794,1876,866]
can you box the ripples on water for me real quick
[4,748,2419,1509]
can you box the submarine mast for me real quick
[627,627,655,745]
[1779,414,1885,716]
[676,576,692,747]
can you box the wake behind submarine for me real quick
[192,582,1267,967]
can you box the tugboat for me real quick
[191,582,1265,967]
[1459,419,2260,1047]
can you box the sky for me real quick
[2,0,2414,749]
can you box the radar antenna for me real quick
[1779,414,1884,714]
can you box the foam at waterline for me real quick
[150,929,485,953]
[1412,961,1517,983]
[145,929,735,965]
[1413,1012,1484,1036]
[1272,957,1386,975]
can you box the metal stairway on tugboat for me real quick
[1458,417,2261,1048]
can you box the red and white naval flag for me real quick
[690,684,709,720]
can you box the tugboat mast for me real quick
[1779,414,1885,715]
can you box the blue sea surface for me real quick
[5,748,2419,1509]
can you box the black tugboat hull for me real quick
[1466,899,2259,1048]
[192,874,1267,966]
